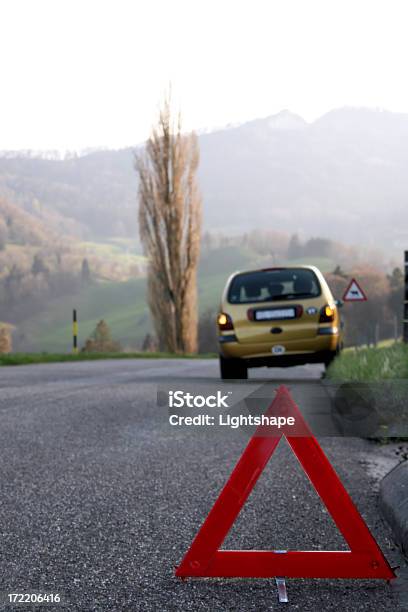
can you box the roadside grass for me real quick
[327,341,407,381]
[343,338,397,352]
[0,352,217,366]
[327,341,408,443]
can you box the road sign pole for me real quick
[73,309,78,354]
[404,252,408,343]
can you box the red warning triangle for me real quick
[175,386,395,580]
[343,278,367,302]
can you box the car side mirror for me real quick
[335,299,344,308]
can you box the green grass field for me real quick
[80,239,145,262]
[19,278,148,352]
[14,245,339,354]
[281,256,335,273]
[17,245,257,353]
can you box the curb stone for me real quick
[380,460,408,555]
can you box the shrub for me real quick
[0,326,12,354]
[82,320,122,353]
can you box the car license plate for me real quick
[254,308,296,321]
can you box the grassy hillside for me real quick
[13,245,343,352]
[17,278,147,351]
[16,245,257,352]
[282,256,335,273]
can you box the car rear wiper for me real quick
[262,294,293,302]
[278,293,315,300]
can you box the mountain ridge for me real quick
[0,106,407,255]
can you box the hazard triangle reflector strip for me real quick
[175,386,395,580]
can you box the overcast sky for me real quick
[1,0,408,150]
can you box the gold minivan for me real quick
[217,266,342,379]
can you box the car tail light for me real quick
[319,304,335,323]
[217,312,234,331]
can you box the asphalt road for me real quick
[0,359,406,611]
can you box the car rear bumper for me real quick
[219,334,339,364]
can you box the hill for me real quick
[0,197,55,248]
[13,245,338,352]
[1,107,408,255]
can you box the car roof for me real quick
[230,265,321,277]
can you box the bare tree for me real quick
[135,95,201,353]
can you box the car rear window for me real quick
[228,268,321,304]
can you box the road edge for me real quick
[380,460,408,556]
